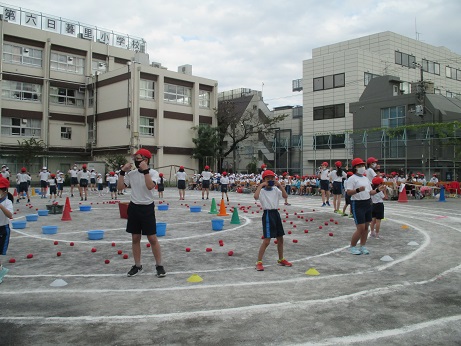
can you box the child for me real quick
[47,174,58,201]
[96,173,104,196]
[157,173,165,198]
[0,177,14,284]
[370,177,386,239]
[220,171,230,202]
[342,171,353,217]
[107,172,118,199]
[56,171,64,198]
[253,169,292,271]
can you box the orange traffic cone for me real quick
[217,199,229,216]
[398,184,408,203]
[61,199,72,221]
[65,196,72,212]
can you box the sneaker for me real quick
[156,265,166,277]
[349,246,362,255]
[255,261,264,271]
[375,234,382,239]
[370,231,376,238]
[326,201,331,206]
[27,199,30,203]
[0,266,10,283]
[321,203,326,207]
[342,213,348,217]
[360,246,370,255]
[349,214,354,218]
[277,258,292,267]
[284,202,291,206]
[127,265,143,277]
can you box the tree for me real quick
[104,154,127,172]
[16,138,45,166]
[191,124,220,170]
[216,100,288,171]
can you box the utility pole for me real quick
[414,62,425,118]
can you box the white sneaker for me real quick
[370,231,376,238]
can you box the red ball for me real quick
[91,247,97,253]
[111,242,116,247]
[294,212,297,215]
[293,239,298,243]
[105,259,110,264]
[329,232,334,236]
[57,252,62,257]
[330,218,334,222]
[274,240,278,244]
[288,230,292,235]
[26,253,33,259]
[146,243,151,248]
[310,218,314,221]
[54,241,58,245]
[70,242,74,246]
[324,222,328,226]
[117,250,123,255]
[304,229,309,233]
[293,225,297,228]
[206,248,212,252]
[283,220,286,223]
[123,254,129,259]
[228,251,234,256]
[185,247,191,252]
[9,258,16,263]
[335,221,338,224]
[319,226,323,229]
[219,243,224,247]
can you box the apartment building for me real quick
[302,31,461,174]
[0,4,217,174]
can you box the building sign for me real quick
[2,5,145,52]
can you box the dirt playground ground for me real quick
[1,187,460,345]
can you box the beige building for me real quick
[302,31,461,173]
[0,5,217,174]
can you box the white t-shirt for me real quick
[176,171,187,181]
[0,197,13,227]
[201,171,212,181]
[220,176,229,185]
[371,191,385,204]
[78,170,91,180]
[69,169,78,178]
[347,174,372,201]
[320,168,329,180]
[16,173,30,183]
[106,176,117,184]
[257,187,284,210]
[329,170,347,182]
[366,168,377,182]
[124,169,159,205]
[39,171,50,181]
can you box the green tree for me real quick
[104,154,127,172]
[191,124,220,170]
[16,138,45,166]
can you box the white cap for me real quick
[42,166,47,170]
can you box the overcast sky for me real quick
[8,0,461,109]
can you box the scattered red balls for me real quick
[54,241,58,245]
[288,231,292,235]
[185,247,191,252]
[146,243,151,248]
[274,240,278,244]
[91,247,97,253]
[304,229,309,233]
[70,242,74,246]
[111,242,116,247]
[293,239,298,243]
[26,253,33,259]
[329,232,334,236]
[228,251,234,256]
[57,252,62,257]
[105,259,110,264]
[9,258,16,263]
[123,254,129,259]
[324,222,329,226]
[206,247,212,252]
[319,226,323,229]
[117,250,123,255]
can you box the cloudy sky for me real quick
[8,0,461,109]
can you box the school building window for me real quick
[139,116,154,136]
[140,79,155,99]
[50,52,85,75]
[91,60,107,74]
[313,103,345,121]
[422,59,440,75]
[395,51,416,68]
[313,134,345,150]
[2,80,41,102]
[446,66,461,81]
[164,83,192,105]
[50,86,84,107]
[313,73,345,91]
[2,43,43,67]
[61,127,72,140]
[1,117,41,137]
[364,72,380,86]
[381,106,406,128]
[199,90,211,108]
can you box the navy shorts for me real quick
[49,186,57,194]
[79,179,88,187]
[40,180,48,188]
[126,202,157,236]
[57,183,63,191]
[71,177,78,185]
[18,182,28,193]
[320,179,329,191]
[351,199,372,225]
[90,178,96,184]
[0,224,11,255]
[157,184,164,192]
[262,209,285,238]
[344,193,351,206]
[109,183,117,192]
[332,181,343,195]
[202,180,210,189]
[178,180,186,190]
[221,184,228,193]
[372,202,384,219]
[98,183,104,191]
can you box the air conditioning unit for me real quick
[178,64,192,75]
[22,119,28,124]
[151,62,161,68]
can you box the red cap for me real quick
[351,158,366,167]
[21,167,26,172]
[262,170,276,179]
[159,173,163,177]
[179,166,184,170]
[134,148,152,159]
[50,173,56,178]
[82,164,87,169]
[367,157,378,165]
[0,176,10,189]
[322,162,328,166]
[222,171,227,176]
[261,164,267,169]
[204,165,210,170]
[347,171,353,177]
[372,177,383,185]
[109,171,115,176]
[335,161,342,167]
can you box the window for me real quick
[139,117,154,136]
[50,52,85,74]
[313,103,345,121]
[88,89,94,107]
[1,117,41,137]
[364,72,380,86]
[164,83,192,105]
[292,106,303,118]
[422,59,440,75]
[91,60,107,74]
[2,80,41,102]
[313,134,345,150]
[313,73,345,91]
[199,90,211,108]
[2,43,42,67]
[140,79,155,99]
[395,51,416,68]
[381,106,405,128]
[446,66,461,81]
[61,127,72,140]
[50,86,84,107]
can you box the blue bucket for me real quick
[42,225,58,234]
[12,220,27,229]
[37,210,49,216]
[190,206,202,213]
[211,219,224,231]
[88,230,104,240]
[79,205,92,212]
[156,222,167,237]
[26,214,39,222]
[157,204,169,211]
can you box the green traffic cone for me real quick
[208,198,218,214]
[230,207,241,224]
